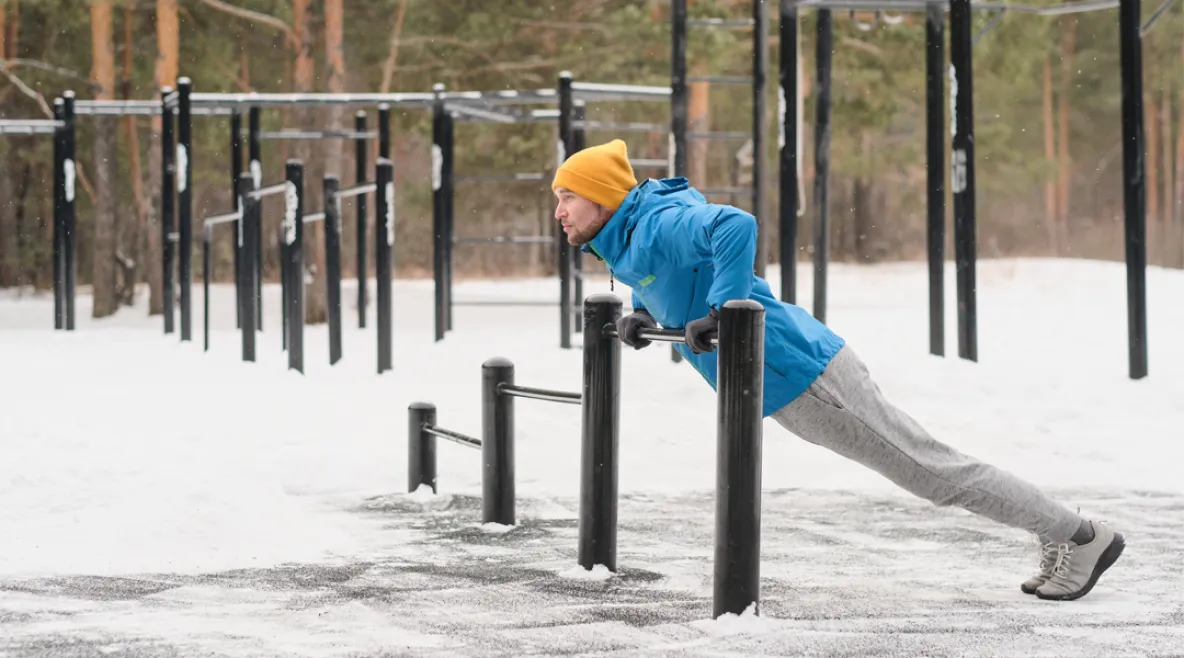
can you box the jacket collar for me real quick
[582,177,692,264]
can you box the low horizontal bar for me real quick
[452,301,558,307]
[257,130,377,140]
[454,235,554,245]
[446,104,519,124]
[687,76,753,85]
[699,187,751,195]
[247,182,289,199]
[190,91,436,108]
[571,81,671,102]
[454,173,545,183]
[0,121,63,135]
[204,210,241,225]
[576,120,666,133]
[688,18,755,28]
[688,131,752,141]
[603,325,718,346]
[422,424,481,449]
[497,383,582,405]
[630,159,669,169]
[303,212,326,223]
[337,182,377,198]
[72,104,231,117]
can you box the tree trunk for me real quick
[1163,87,1173,266]
[308,0,345,325]
[292,0,319,320]
[0,142,16,287]
[0,4,7,66]
[147,0,179,316]
[1146,92,1160,248]
[91,0,119,318]
[852,132,875,262]
[689,78,710,186]
[1177,36,1184,267]
[120,2,146,306]
[4,0,17,60]
[1042,56,1058,255]
[1056,18,1076,253]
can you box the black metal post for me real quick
[779,0,799,305]
[249,105,263,330]
[376,158,394,374]
[203,225,212,352]
[52,99,64,330]
[482,358,516,525]
[713,299,766,619]
[286,160,305,373]
[431,88,447,342]
[558,72,574,350]
[62,92,77,331]
[443,111,455,332]
[753,0,768,274]
[325,175,344,365]
[161,87,176,335]
[355,110,368,329]
[949,0,977,362]
[671,0,689,366]
[926,3,946,358]
[573,100,587,333]
[378,103,391,160]
[238,172,257,362]
[178,77,193,341]
[579,294,622,572]
[408,402,438,494]
[231,110,243,329]
[1119,0,1149,379]
[813,9,833,324]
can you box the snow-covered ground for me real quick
[1,258,1182,657]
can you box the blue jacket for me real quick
[582,178,845,417]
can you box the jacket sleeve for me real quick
[630,289,650,315]
[651,203,757,310]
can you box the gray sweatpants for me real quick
[772,345,1083,543]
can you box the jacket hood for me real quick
[583,177,705,263]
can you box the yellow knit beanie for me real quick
[552,139,638,210]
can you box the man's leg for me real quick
[771,345,1123,599]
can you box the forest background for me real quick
[2,0,1182,323]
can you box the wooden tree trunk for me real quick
[689,78,710,186]
[4,0,17,60]
[1056,18,1076,253]
[1146,92,1160,249]
[147,0,179,315]
[1163,87,1173,266]
[0,142,16,288]
[1177,37,1184,267]
[308,0,346,325]
[1042,56,1058,255]
[119,3,147,306]
[291,0,320,321]
[91,0,120,318]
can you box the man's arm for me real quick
[651,203,757,309]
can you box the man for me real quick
[552,139,1125,601]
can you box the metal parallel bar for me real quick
[629,158,669,168]
[190,92,436,108]
[247,182,288,199]
[445,103,518,123]
[1141,0,1177,34]
[792,0,1119,13]
[688,17,755,27]
[257,129,377,140]
[571,81,671,100]
[167,232,180,241]
[498,383,582,405]
[687,75,754,84]
[0,123,62,135]
[700,187,752,195]
[204,210,241,225]
[687,131,752,140]
[452,300,558,307]
[453,173,545,183]
[575,120,666,133]
[604,324,719,346]
[72,104,230,116]
[338,182,377,198]
[454,235,554,245]
[303,212,326,223]
[422,424,482,449]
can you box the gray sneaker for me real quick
[1020,536,1058,595]
[1036,521,1125,601]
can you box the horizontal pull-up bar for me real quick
[190,92,432,108]
[688,17,755,28]
[0,120,63,135]
[497,382,581,405]
[454,235,555,245]
[687,75,753,85]
[630,159,670,169]
[793,0,1118,15]
[203,210,241,226]
[336,182,377,199]
[577,120,667,133]
[453,173,546,183]
[422,424,481,449]
[247,182,288,199]
[73,101,231,116]
[688,131,752,141]
[569,80,671,102]
[303,212,325,223]
[446,104,519,124]
[257,129,377,140]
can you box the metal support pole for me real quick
[579,294,622,572]
[249,105,263,331]
[558,72,574,350]
[779,0,799,305]
[432,88,447,342]
[378,103,391,161]
[52,100,64,330]
[926,3,946,358]
[325,175,344,365]
[355,111,369,329]
[573,101,587,333]
[752,0,769,276]
[285,160,305,374]
[950,0,978,362]
[203,224,212,351]
[178,77,193,341]
[812,10,833,324]
[238,172,257,362]
[670,0,689,365]
[713,299,766,619]
[443,111,455,332]
[1119,0,1149,379]
[482,358,516,525]
[231,110,243,329]
[161,87,176,335]
[62,92,77,331]
[376,158,394,374]
[407,403,438,494]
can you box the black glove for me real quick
[616,309,659,350]
[684,308,719,354]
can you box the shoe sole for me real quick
[1020,581,1043,595]
[1035,532,1126,602]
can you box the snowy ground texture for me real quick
[2,258,1183,657]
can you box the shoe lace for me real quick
[1051,542,1074,579]
[1037,540,1059,575]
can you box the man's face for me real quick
[554,188,613,245]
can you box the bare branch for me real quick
[196,0,297,49]
[5,58,102,89]
[0,62,52,117]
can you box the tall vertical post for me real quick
[161,87,176,334]
[52,99,64,330]
[177,77,193,341]
[558,72,575,350]
[949,0,977,362]
[230,110,243,329]
[62,92,77,331]
[482,358,516,526]
[812,10,833,324]
[249,105,263,330]
[378,103,391,160]
[752,0,768,275]
[443,111,455,332]
[926,3,946,358]
[778,0,799,305]
[376,158,394,374]
[354,110,369,329]
[407,403,438,493]
[579,295,622,572]
[285,160,305,374]
[671,0,689,365]
[1119,0,1149,379]
[713,299,766,619]
[572,100,587,333]
[203,224,212,352]
[431,86,447,342]
[238,172,257,362]
[325,175,344,365]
